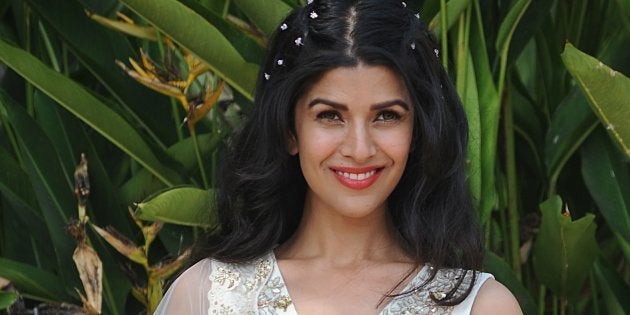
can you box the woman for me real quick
[156,0,521,314]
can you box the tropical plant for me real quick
[0,0,628,314]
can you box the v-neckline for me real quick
[269,251,429,314]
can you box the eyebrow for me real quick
[307,98,410,111]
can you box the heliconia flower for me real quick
[117,41,224,129]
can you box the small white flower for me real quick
[295,37,304,46]
[402,1,407,7]
[310,11,318,19]
[264,73,271,80]
[277,59,284,66]
[415,13,420,19]
[411,42,416,50]
[307,0,313,4]
[434,48,439,57]
[280,23,288,31]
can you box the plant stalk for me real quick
[190,126,209,189]
[439,0,448,71]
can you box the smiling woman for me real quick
[155,0,521,314]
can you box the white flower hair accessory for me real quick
[280,23,288,31]
[310,11,318,19]
[277,59,284,66]
[264,73,271,80]
[295,37,304,46]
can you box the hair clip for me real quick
[295,37,304,46]
[277,59,284,66]
[264,73,271,80]
[411,42,416,50]
[402,1,407,8]
[310,11,318,19]
[434,48,440,57]
[280,23,288,31]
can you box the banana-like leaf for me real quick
[0,37,183,186]
[135,187,216,227]
[593,256,630,314]
[581,130,630,259]
[0,257,73,302]
[232,0,292,36]
[484,252,537,315]
[544,88,598,180]
[561,43,630,159]
[121,0,259,100]
[532,196,598,299]
[0,292,18,309]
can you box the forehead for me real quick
[299,64,411,105]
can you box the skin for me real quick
[276,64,522,314]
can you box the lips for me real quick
[330,166,383,190]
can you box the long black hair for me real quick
[194,0,484,305]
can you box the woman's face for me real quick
[290,64,414,219]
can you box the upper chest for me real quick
[207,253,476,315]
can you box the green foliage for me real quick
[532,196,598,299]
[136,187,216,227]
[0,0,628,314]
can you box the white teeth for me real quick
[335,170,377,180]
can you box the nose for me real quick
[340,122,377,162]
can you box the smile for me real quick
[330,166,383,190]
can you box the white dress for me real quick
[155,251,493,314]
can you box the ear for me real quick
[287,133,298,155]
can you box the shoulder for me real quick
[470,278,522,315]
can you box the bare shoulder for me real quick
[470,278,522,315]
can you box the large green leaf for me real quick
[561,43,630,159]
[484,252,537,315]
[232,0,292,36]
[581,130,630,259]
[121,0,259,100]
[544,88,598,180]
[459,49,482,206]
[0,37,183,186]
[593,256,630,314]
[532,196,598,298]
[0,257,73,302]
[135,187,215,227]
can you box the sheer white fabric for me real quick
[154,251,493,314]
[154,258,213,315]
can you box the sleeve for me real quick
[154,258,213,315]
[451,272,494,314]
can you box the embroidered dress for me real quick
[155,251,492,314]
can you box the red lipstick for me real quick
[330,166,383,190]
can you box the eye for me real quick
[375,110,401,122]
[316,110,342,122]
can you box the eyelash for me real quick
[315,110,402,123]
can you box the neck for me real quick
[276,196,409,267]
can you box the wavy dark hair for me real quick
[194,0,484,305]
